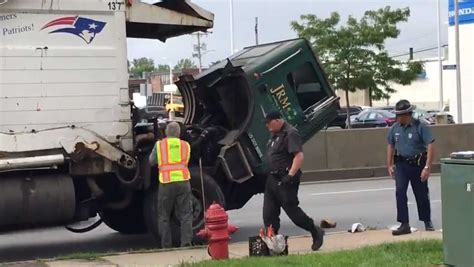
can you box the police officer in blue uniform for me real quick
[387,100,435,235]
[263,111,324,251]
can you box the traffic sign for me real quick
[443,64,457,70]
[164,84,178,92]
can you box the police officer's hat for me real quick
[395,100,416,115]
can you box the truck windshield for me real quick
[287,62,328,112]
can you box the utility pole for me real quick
[437,0,444,112]
[196,32,202,72]
[193,32,211,73]
[454,0,463,123]
[229,0,235,54]
[255,17,259,45]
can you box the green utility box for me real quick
[441,157,474,267]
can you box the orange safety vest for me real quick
[156,138,191,184]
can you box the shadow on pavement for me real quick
[0,232,158,263]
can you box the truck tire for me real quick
[177,169,225,246]
[144,169,225,247]
[100,194,147,234]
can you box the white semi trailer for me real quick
[0,0,214,242]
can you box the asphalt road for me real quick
[0,176,442,263]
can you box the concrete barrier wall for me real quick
[302,124,474,181]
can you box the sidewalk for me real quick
[45,230,442,267]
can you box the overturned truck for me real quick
[0,0,339,245]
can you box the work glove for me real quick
[200,128,218,140]
[279,174,295,186]
[200,129,210,140]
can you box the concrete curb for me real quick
[38,230,442,267]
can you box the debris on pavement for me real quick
[320,219,337,229]
[348,223,367,233]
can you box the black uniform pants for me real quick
[263,174,315,233]
[395,162,431,224]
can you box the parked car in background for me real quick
[137,106,169,121]
[423,110,455,124]
[329,106,363,128]
[351,109,396,128]
[374,106,395,113]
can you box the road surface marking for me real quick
[408,200,441,205]
[310,187,395,196]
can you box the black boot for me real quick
[311,226,325,251]
[424,221,435,231]
[392,223,411,236]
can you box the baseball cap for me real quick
[265,111,282,123]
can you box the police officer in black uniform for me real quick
[387,100,435,236]
[263,111,324,251]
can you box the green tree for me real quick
[156,64,171,73]
[130,57,156,77]
[291,7,423,127]
[174,58,197,71]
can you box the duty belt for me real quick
[269,169,302,179]
[394,152,427,166]
[269,169,287,180]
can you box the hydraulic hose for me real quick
[65,218,103,233]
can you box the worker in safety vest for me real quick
[149,122,192,248]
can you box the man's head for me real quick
[265,111,285,133]
[165,122,181,138]
[395,99,415,125]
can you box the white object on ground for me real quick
[261,234,286,255]
[350,223,366,233]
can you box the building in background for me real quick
[340,0,474,123]
[147,68,200,93]
[371,56,455,111]
[446,0,474,123]
[129,68,201,94]
[338,53,455,112]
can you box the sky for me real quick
[127,0,449,68]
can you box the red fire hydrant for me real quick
[196,203,238,260]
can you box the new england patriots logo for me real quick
[41,16,106,44]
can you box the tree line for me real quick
[291,6,423,126]
[129,58,197,78]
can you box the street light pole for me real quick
[255,17,259,45]
[437,0,444,112]
[169,63,173,104]
[454,0,463,123]
[229,0,235,54]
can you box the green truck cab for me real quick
[177,39,339,210]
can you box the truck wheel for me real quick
[143,169,225,247]
[100,194,147,234]
[177,170,225,246]
[143,183,160,245]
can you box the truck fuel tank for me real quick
[0,173,75,231]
